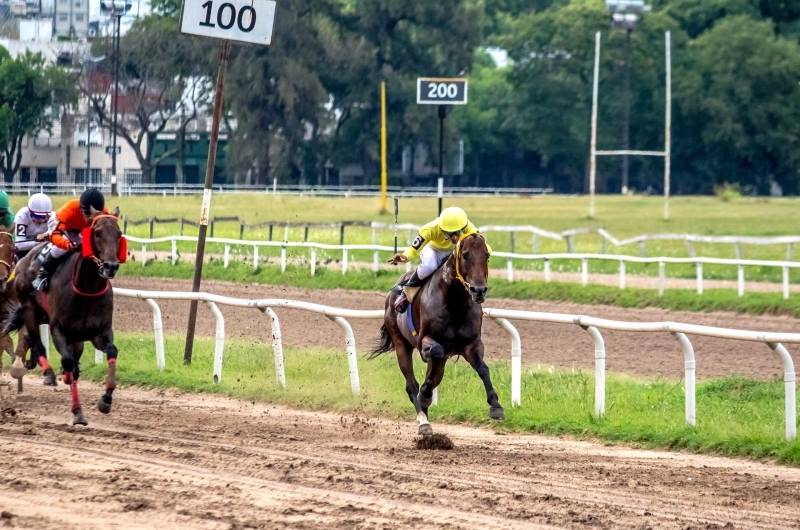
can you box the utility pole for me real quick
[621,27,632,195]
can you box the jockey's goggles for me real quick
[442,227,466,238]
[30,211,48,221]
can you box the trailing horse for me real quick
[4,208,125,425]
[0,229,27,388]
[371,233,504,435]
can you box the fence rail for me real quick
[124,234,800,298]
[120,217,800,260]
[108,287,798,441]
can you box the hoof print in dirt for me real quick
[414,433,454,451]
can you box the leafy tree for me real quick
[0,49,77,182]
[673,16,800,194]
[87,15,214,182]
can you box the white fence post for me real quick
[492,317,521,407]
[619,260,626,289]
[141,243,147,266]
[581,258,588,287]
[581,324,605,418]
[40,324,50,360]
[544,259,551,282]
[783,267,790,300]
[205,301,225,384]
[327,315,360,395]
[144,298,165,371]
[659,260,665,296]
[280,246,286,273]
[171,239,177,265]
[672,332,696,427]
[224,244,230,268]
[507,260,513,282]
[696,262,703,295]
[262,307,285,388]
[253,245,259,271]
[342,249,348,274]
[738,265,745,297]
[406,261,411,273]
[95,348,103,364]
[373,250,379,273]
[767,342,796,441]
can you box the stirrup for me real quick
[394,295,409,314]
[32,273,49,292]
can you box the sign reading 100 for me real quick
[180,0,277,46]
[416,78,468,105]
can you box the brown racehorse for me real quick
[0,230,23,386]
[371,233,504,435]
[4,208,124,425]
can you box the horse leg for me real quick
[0,334,11,385]
[418,356,446,412]
[463,339,505,420]
[91,331,117,414]
[11,330,29,393]
[51,327,86,425]
[394,339,430,435]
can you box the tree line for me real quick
[1,0,799,194]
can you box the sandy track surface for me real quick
[113,277,800,380]
[1,378,800,529]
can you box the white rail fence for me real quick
[102,288,797,441]
[125,235,800,299]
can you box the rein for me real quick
[84,214,120,266]
[453,233,488,292]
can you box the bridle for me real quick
[454,233,488,292]
[84,214,121,266]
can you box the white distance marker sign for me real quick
[180,0,277,46]
[417,78,468,105]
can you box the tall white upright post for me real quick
[664,31,672,220]
[589,32,601,219]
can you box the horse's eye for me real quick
[462,252,469,260]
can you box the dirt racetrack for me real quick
[113,276,800,380]
[2,377,800,529]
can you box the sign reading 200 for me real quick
[416,78,468,105]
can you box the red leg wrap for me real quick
[70,374,80,413]
[106,359,117,390]
[63,371,72,385]
[38,356,51,372]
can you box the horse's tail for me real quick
[1,301,24,336]
[368,324,394,359]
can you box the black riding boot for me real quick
[394,270,423,314]
[32,247,60,292]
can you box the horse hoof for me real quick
[97,397,112,414]
[489,407,505,421]
[9,362,27,380]
[418,424,434,436]
[42,369,57,387]
[72,411,88,426]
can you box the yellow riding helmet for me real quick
[439,206,468,233]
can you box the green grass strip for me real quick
[119,260,800,318]
[63,333,800,465]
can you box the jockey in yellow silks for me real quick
[387,206,491,313]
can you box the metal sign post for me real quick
[417,77,467,217]
[180,0,278,364]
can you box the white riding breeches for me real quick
[416,245,452,280]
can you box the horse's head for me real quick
[455,233,490,304]
[87,206,123,279]
[0,231,14,292]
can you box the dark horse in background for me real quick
[0,229,29,388]
[371,233,504,435]
[4,208,125,425]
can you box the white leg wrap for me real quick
[416,411,430,426]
